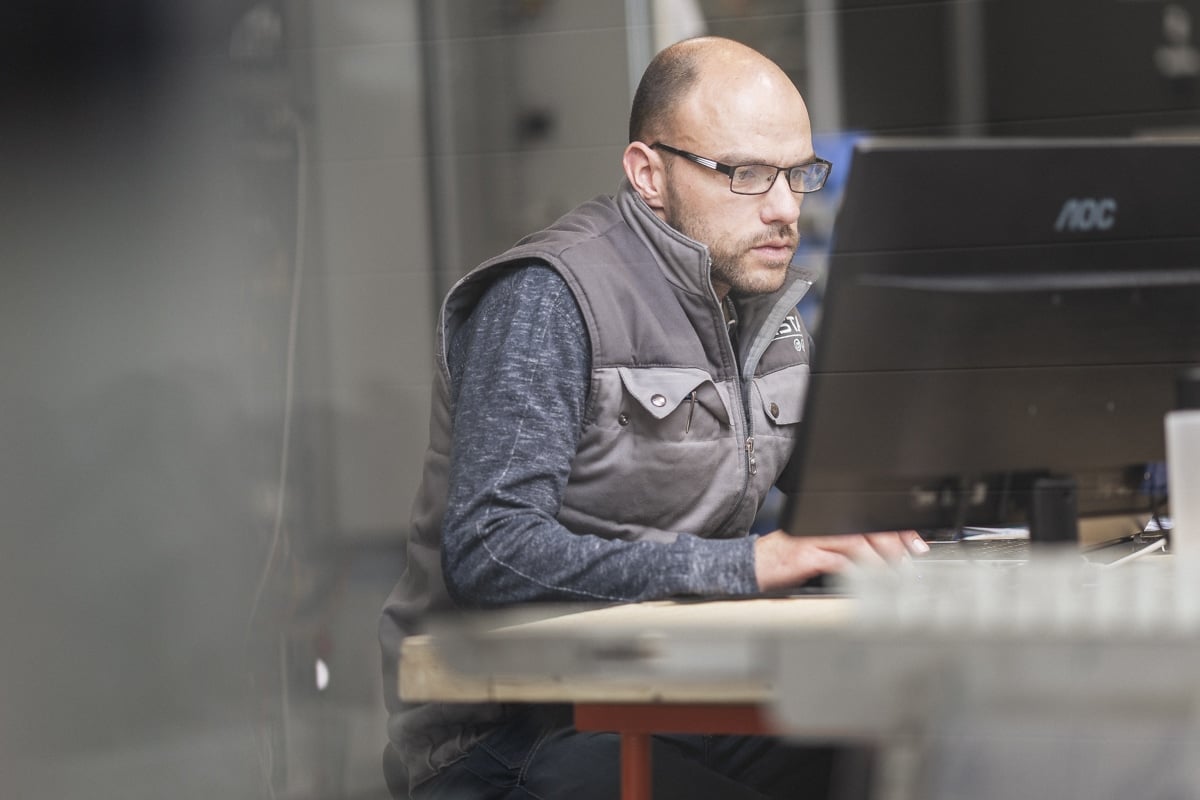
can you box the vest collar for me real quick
[617,178,713,298]
[615,178,813,330]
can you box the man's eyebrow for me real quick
[720,151,817,166]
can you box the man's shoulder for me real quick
[522,194,624,245]
[478,260,572,307]
[472,261,584,330]
[499,193,642,264]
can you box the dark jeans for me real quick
[412,706,873,800]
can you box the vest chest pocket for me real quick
[747,365,810,488]
[752,366,809,428]
[615,367,730,442]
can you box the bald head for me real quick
[622,37,817,301]
[628,37,807,145]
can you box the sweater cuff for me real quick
[671,534,760,597]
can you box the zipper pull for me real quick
[745,436,757,476]
[685,391,697,434]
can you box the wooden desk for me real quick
[402,560,1200,800]
[400,597,854,800]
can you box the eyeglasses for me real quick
[652,142,832,195]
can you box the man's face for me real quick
[656,66,815,299]
[662,159,803,298]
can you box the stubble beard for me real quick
[667,204,799,297]
[711,227,798,297]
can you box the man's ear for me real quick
[622,141,667,212]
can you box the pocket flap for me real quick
[617,366,713,420]
[754,366,809,426]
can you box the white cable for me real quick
[1098,536,1168,569]
[247,104,306,643]
[244,106,307,800]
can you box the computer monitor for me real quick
[780,137,1200,540]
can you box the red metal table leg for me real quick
[575,703,774,800]
[620,731,652,800]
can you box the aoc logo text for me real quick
[1054,197,1117,232]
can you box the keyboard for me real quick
[920,537,1032,562]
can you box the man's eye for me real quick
[734,165,767,182]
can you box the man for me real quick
[380,36,928,799]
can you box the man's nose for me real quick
[760,172,802,226]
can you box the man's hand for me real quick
[753,529,929,592]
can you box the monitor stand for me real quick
[1028,476,1079,544]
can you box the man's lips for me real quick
[752,239,798,254]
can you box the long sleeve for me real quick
[441,264,759,608]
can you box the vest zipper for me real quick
[709,255,759,531]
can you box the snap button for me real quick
[769,402,780,419]
[618,412,630,426]
[650,394,667,407]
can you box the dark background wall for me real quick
[837,0,1200,136]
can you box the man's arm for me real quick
[441,264,758,608]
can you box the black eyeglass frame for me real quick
[651,142,832,195]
